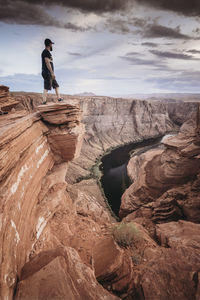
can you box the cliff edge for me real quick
[0,89,121,300]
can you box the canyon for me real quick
[0,85,200,299]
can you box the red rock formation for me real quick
[0,85,19,111]
[127,221,200,300]
[0,92,124,300]
[120,117,200,219]
[93,236,134,295]
[15,247,119,300]
[1,89,200,300]
[38,103,85,163]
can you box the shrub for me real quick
[111,221,138,247]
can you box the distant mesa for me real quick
[118,93,200,102]
[74,92,96,96]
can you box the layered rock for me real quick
[11,92,196,216]
[0,100,110,300]
[38,103,85,163]
[15,247,119,300]
[0,96,126,300]
[120,116,200,219]
[0,85,19,111]
[130,220,200,300]
[3,90,199,300]
[93,236,134,295]
[66,98,178,184]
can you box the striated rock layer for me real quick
[0,100,121,300]
[2,90,199,299]
[66,98,179,184]
[0,85,19,111]
[120,115,200,220]
[37,103,85,163]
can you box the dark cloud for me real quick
[131,17,148,28]
[150,49,198,60]
[142,42,158,47]
[29,0,132,12]
[0,0,132,21]
[0,0,92,30]
[144,24,190,39]
[134,0,200,17]
[105,15,193,40]
[187,49,200,54]
[104,18,131,34]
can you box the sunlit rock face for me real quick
[38,103,85,163]
[1,89,199,300]
[0,98,88,300]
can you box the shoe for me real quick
[58,98,64,102]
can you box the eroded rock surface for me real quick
[0,85,19,111]
[120,117,200,219]
[1,88,200,300]
[93,236,134,295]
[38,103,85,163]
[125,221,200,300]
[15,247,119,300]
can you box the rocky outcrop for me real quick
[38,103,85,163]
[3,89,199,300]
[93,236,134,295]
[0,94,125,300]
[15,247,119,300]
[0,99,115,299]
[130,220,200,300]
[0,85,19,111]
[120,116,200,219]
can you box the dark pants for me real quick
[42,71,59,90]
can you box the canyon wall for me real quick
[66,97,179,183]
[118,108,200,299]
[120,112,200,221]
[1,89,199,299]
[12,92,198,185]
[0,91,121,300]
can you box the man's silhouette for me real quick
[41,38,63,104]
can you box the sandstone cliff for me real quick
[0,90,122,300]
[1,88,200,300]
[120,112,200,221]
[118,108,200,299]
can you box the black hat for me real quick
[44,38,55,46]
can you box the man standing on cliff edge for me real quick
[41,38,63,104]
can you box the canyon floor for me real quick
[0,86,200,300]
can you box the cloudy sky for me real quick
[1,0,200,96]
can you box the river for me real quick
[99,133,177,217]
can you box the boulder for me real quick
[130,221,200,300]
[93,236,134,295]
[15,247,119,300]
